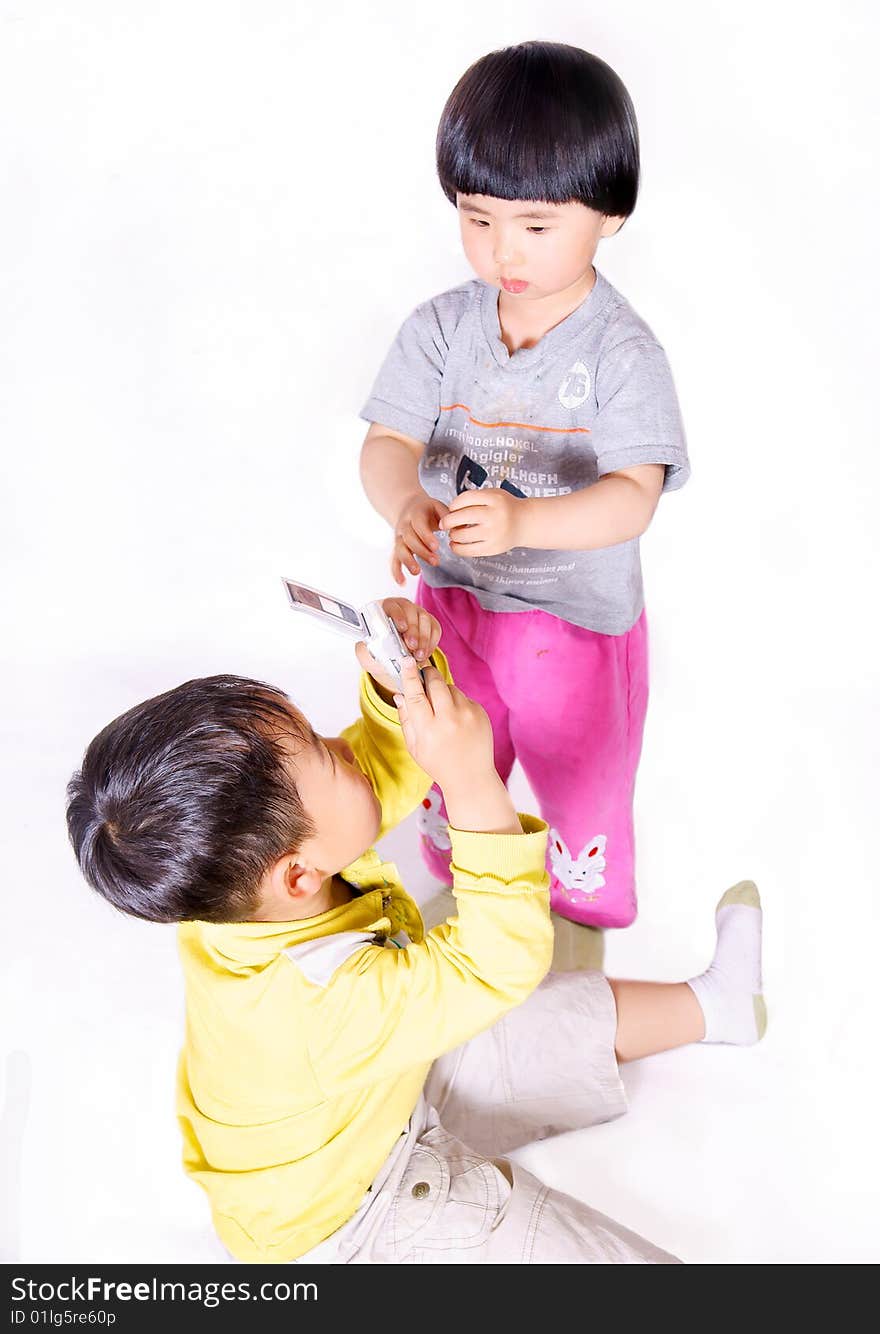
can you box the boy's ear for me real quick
[600,215,626,238]
[282,858,324,901]
[260,854,324,912]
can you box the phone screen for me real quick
[283,580,363,630]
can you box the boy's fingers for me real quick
[354,640,376,674]
[399,656,431,707]
[398,711,416,753]
[422,665,453,714]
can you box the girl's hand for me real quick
[441,488,529,558]
[354,599,441,696]
[381,597,441,663]
[392,491,449,584]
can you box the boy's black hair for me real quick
[66,675,316,924]
[436,41,639,217]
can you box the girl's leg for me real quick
[610,881,767,1061]
[415,582,514,880]
[493,608,649,928]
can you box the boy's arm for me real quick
[302,663,553,1093]
[303,815,554,1094]
[339,648,453,840]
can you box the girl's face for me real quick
[457,193,623,304]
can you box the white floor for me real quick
[3,653,878,1266]
[3,0,879,1270]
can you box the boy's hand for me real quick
[354,599,440,696]
[441,488,528,558]
[394,661,520,834]
[392,491,449,584]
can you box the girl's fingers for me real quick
[400,604,424,657]
[441,515,481,534]
[392,534,423,580]
[449,537,487,556]
[402,524,437,563]
[416,607,434,660]
[411,514,439,554]
[383,600,437,662]
[445,491,479,512]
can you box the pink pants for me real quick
[417,582,649,928]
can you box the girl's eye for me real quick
[527,227,547,234]
[470,218,490,227]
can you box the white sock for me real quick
[687,881,767,1045]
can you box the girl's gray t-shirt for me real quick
[360,271,689,635]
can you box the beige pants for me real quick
[422,886,606,974]
[296,971,681,1265]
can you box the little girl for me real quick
[360,41,689,929]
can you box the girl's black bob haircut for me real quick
[436,42,639,217]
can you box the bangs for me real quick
[436,42,639,218]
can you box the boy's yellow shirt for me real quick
[176,652,553,1263]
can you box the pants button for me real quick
[411,1181,430,1199]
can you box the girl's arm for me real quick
[360,422,449,583]
[442,463,665,556]
[360,422,424,525]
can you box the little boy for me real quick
[67,598,765,1264]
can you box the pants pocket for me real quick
[387,1127,510,1262]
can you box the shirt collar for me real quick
[181,848,425,967]
[478,269,612,370]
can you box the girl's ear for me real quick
[600,215,626,238]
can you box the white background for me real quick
[2,0,878,1264]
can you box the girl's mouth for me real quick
[500,278,528,294]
